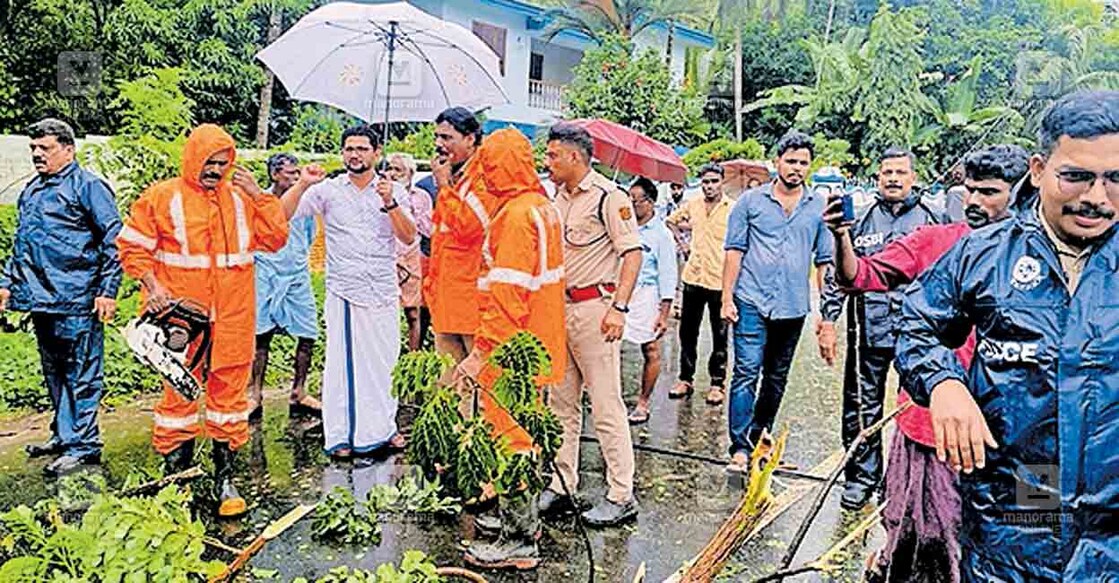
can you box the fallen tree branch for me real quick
[664,450,843,583]
[435,566,488,582]
[579,434,828,482]
[120,466,205,497]
[754,502,885,582]
[674,430,788,583]
[778,402,912,570]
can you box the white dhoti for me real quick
[322,293,400,454]
[623,285,660,345]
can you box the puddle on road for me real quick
[0,320,885,581]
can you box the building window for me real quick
[471,21,507,75]
[529,52,543,81]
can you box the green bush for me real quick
[0,273,328,413]
[0,204,15,262]
[682,138,767,173]
[0,286,161,413]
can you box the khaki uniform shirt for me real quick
[1038,204,1091,293]
[555,170,641,290]
[666,195,732,290]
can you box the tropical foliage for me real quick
[566,34,709,146]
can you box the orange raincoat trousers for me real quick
[473,129,567,453]
[117,125,289,454]
[424,154,498,336]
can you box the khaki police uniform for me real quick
[551,170,642,503]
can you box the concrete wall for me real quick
[0,135,111,204]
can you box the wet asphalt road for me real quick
[0,313,889,582]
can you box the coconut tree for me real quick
[542,0,696,43]
[1013,23,1119,131]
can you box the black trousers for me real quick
[843,343,894,489]
[677,283,727,387]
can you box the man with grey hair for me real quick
[386,152,433,351]
[248,152,321,420]
[0,118,122,476]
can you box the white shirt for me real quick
[294,174,412,308]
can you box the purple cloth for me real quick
[872,430,962,583]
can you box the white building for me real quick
[365,0,715,135]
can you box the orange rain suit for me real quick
[473,129,567,453]
[423,153,498,336]
[117,125,289,454]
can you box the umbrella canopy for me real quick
[721,159,772,193]
[256,1,508,123]
[567,119,688,184]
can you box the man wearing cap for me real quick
[542,122,643,526]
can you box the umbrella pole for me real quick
[381,20,398,158]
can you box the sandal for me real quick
[668,381,693,399]
[705,387,725,406]
[627,407,650,425]
[289,395,322,417]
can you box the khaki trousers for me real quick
[550,297,635,503]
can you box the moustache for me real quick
[1062,203,1115,220]
[964,204,992,228]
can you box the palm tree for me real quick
[542,0,696,43]
[1013,23,1119,131]
[915,56,1023,147]
[743,27,866,126]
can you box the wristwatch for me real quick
[611,302,630,314]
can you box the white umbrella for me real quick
[257,1,508,136]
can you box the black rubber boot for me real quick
[212,441,247,518]
[464,492,540,570]
[162,440,195,475]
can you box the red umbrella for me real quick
[568,119,688,184]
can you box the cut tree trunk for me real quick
[255,2,283,149]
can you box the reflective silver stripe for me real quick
[531,206,549,279]
[119,225,157,250]
[169,191,190,255]
[461,184,490,230]
[215,252,254,268]
[153,413,199,430]
[206,409,250,425]
[476,205,564,291]
[154,251,211,269]
[230,191,250,253]
[479,266,564,291]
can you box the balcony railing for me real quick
[528,79,565,112]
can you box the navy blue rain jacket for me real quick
[821,190,945,348]
[0,162,123,313]
[895,209,1118,581]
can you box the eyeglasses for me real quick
[1055,169,1119,197]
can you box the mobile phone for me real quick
[840,192,855,222]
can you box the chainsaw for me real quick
[123,299,212,401]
